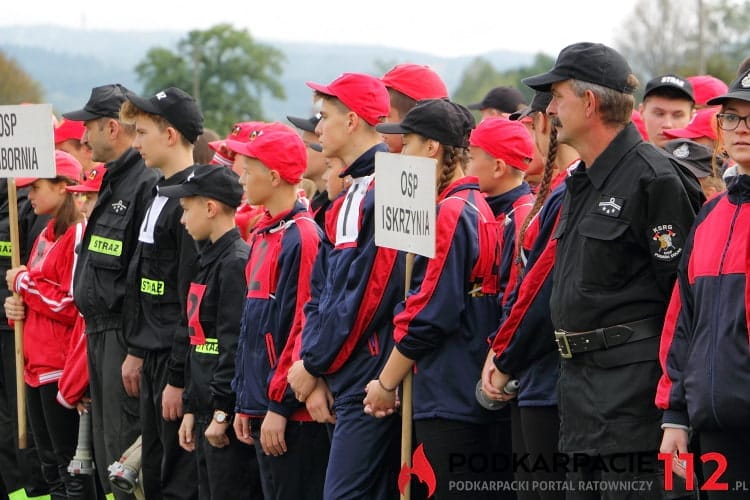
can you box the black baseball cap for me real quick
[158,164,243,208]
[644,74,694,102]
[287,113,321,133]
[707,69,750,105]
[467,86,526,113]
[63,84,132,121]
[376,98,475,147]
[509,91,553,121]
[523,42,636,94]
[666,138,715,179]
[126,87,204,143]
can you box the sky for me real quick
[1,0,631,58]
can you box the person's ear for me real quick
[269,169,282,187]
[346,111,359,132]
[426,139,441,158]
[494,158,507,178]
[166,126,180,146]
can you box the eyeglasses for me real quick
[716,113,750,131]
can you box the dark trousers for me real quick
[415,416,515,500]
[140,350,197,500]
[324,403,399,500]
[87,328,141,500]
[699,430,750,499]
[26,382,100,499]
[193,416,262,500]
[252,419,329,500]
[511,404,565,500]
[0,328,47,497]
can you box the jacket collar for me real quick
[343,143,389,179]
[198,227,241,267]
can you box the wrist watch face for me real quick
[214,411,229,424]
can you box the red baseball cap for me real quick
[209,121,294,166]
[16,150,83,188]
[306,73,389,126]
[54,119,86,145]
[631,110,649,140]
[381,63,449,100]
[469,118,534,171]
[663,108,718,141]
[67,164,107,193]
[225,127,307,184]
[686,75,729,107]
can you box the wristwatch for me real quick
[213,410,230,424]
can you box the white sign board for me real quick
[375,152,436,258]
[0,104,55,179]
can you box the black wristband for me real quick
[378,378,397,393]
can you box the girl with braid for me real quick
[367,99,513,499]
[480,91,579,500]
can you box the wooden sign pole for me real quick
[7,179,26,449]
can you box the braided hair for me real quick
[436,145,470,196]
[516,124,558,273]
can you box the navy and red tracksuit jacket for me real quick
[485,182,534,306]
[394,176,502,423]
[491,183,567,406]
[657,175,750,430]
[300,143,405,406]
[233,202,322,419]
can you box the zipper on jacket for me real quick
[710,202,742,427]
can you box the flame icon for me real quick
[398,443,436,497]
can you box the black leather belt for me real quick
[554,317,663,359]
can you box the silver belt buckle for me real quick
[555,330,572,359]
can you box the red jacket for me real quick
[56,314,88,408]
[13,220,84,387]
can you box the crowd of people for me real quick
[0,41,748,500]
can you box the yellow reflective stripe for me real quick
[194,338,218,355]
[88,235,123,256]
[140,277,165,296]
[0,241,10,257]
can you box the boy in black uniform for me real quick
[63,84,160,500]
[522,43,703,499]
[119,87,203,500]
[160,165,261,499]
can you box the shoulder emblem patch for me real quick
[650,224,682,261]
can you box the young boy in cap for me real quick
[67,164,106,218]
[54,118,97,176]
[64,83,159,500]
[467,86,527,120]
[380,63,449,153]
[665,138,726,198]
[228,127,329,500]
[286,111,331,228]
[663,107,720,149]
[286,72,404,499]
[157,165,260,499]
[639,74,695,148]
[119,86,203,500]
[467,117,535,305]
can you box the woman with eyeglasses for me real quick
[657,68,750,498]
